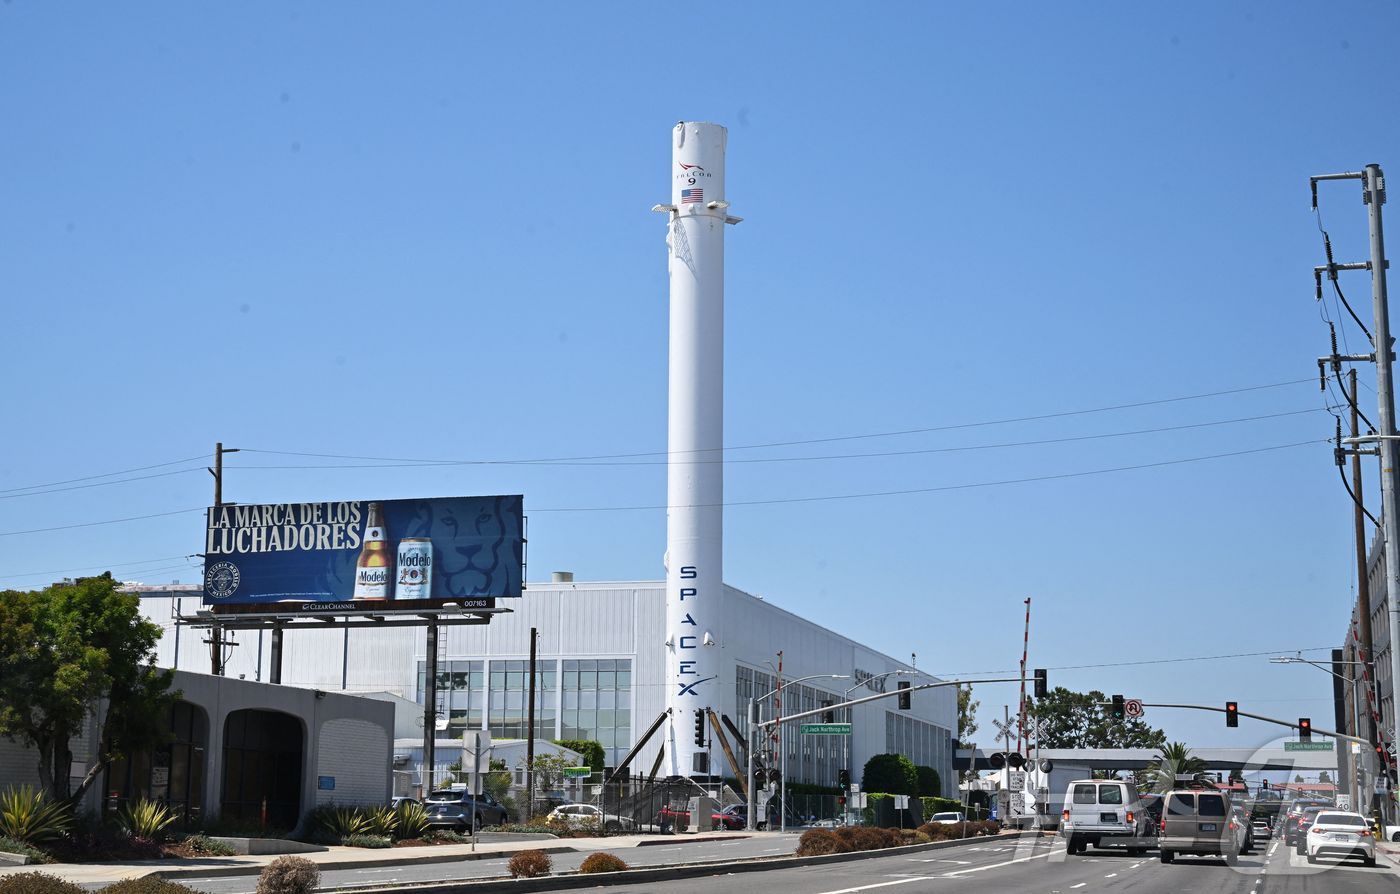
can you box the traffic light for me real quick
[1298,717,1312,742]
[838,768,850,790]
[1225,701,1238,728]
[1111,694,1125,720]
[694,708,706,747]
[898,680,911,710]
[823,706,836,724]
[1034,668,1048,699]
[1262,779,1269,790]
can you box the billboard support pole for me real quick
[526,627,538,817]
[269,624,283,685]
[424,620,439,796]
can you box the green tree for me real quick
[527,753,569,791]
[483,758,512,801]
[1318,770,1333,785]
[958,684,979,742]
[1144,742,1208,793]
[915,764,941,796]
[552,739,604,773]
[1024,688,1167,749]
[862,753,918,795]
[0,575,176,805]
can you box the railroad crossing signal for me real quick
[1226,701,1238,728]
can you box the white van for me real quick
[1059,779,1153,855]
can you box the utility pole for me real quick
[1314,165,1398,819]
[1350,368,1381,815]
[206,442,239,676]
[526,627,538,817]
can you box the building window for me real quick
[416,660,485,738]
[561,659,631,766]
[487,659,556,741]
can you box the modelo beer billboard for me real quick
[201,495,523,608]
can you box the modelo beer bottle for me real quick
[353,502,390,599]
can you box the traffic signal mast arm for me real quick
[752,676,1025,731]
[1125,702,1367,746]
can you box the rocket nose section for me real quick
[672,122,728,212]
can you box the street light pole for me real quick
[840,670,919,825]
[745,673,850,832]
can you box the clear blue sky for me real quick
[2,1,1396,751]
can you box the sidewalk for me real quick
[0,831,756,888]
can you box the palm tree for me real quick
[1143,742,1208,793]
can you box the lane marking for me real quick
[809,878,928,894]
[1105,872,1117,877]
[943,850,1055,877]
[1071,884,1087,890]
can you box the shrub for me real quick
[180,834,237,856]
[0,873,85,894]
[551,739,605,773]
[361,806,397,838]
[0,786,73,844]
[915,765,941,797]
[507,848,553,878]
[913,830,932,844]
[392,802,430,840]
[861,754,918,796]
[99,879,203,894]
[423,829,469,843]
[116,800,178,842]
[0,833,52,862]
[578,852,629,873]
[795,828,849,856]
[312,805,369,840]
[255,856,319,894]
[342,834,392,849]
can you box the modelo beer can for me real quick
[395,538,433,599]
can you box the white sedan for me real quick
[1306,811,1377,867]
[547,803,637,833]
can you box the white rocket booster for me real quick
[660,122,738,777]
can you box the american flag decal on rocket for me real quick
[681,188,703,204]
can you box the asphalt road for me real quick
[527,834,1400,894]
[166,834,801,894]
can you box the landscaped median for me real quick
[306,828,1042,894]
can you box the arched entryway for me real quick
[221,709,304,829]
[104,699,209,828]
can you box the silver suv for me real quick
[1159,789,1237,865]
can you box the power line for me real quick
[0,554,197,582]
[0,454,208,496]
[227,408,1326,471]
[0,508,205,539]
[0,467,205,501]
[528,439,1326,512]
[237,377,1315,466]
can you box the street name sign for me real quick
[801,723,852,735]
[563,766,591,778]
[1283,741,1334,752]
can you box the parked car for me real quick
[930,811,967,825]
[712,804,759,830]
[424,788,511,832]
[1305,811,1376,867]
[391,796,421,810]
[1158,789,1237,865]
[1060,779,1153,856]
[547,803,637,833]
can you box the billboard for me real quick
[202,495,523,609]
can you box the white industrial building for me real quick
[131,577,957,796]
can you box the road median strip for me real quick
[310,831,1040,894]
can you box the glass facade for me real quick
[736,665,847,787]
[416,657,632,766]
[885,711,953,796]
[561,659,632,766]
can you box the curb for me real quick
[313,831,1038,894]
[152,847,579,881]
[635,834,751,847]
